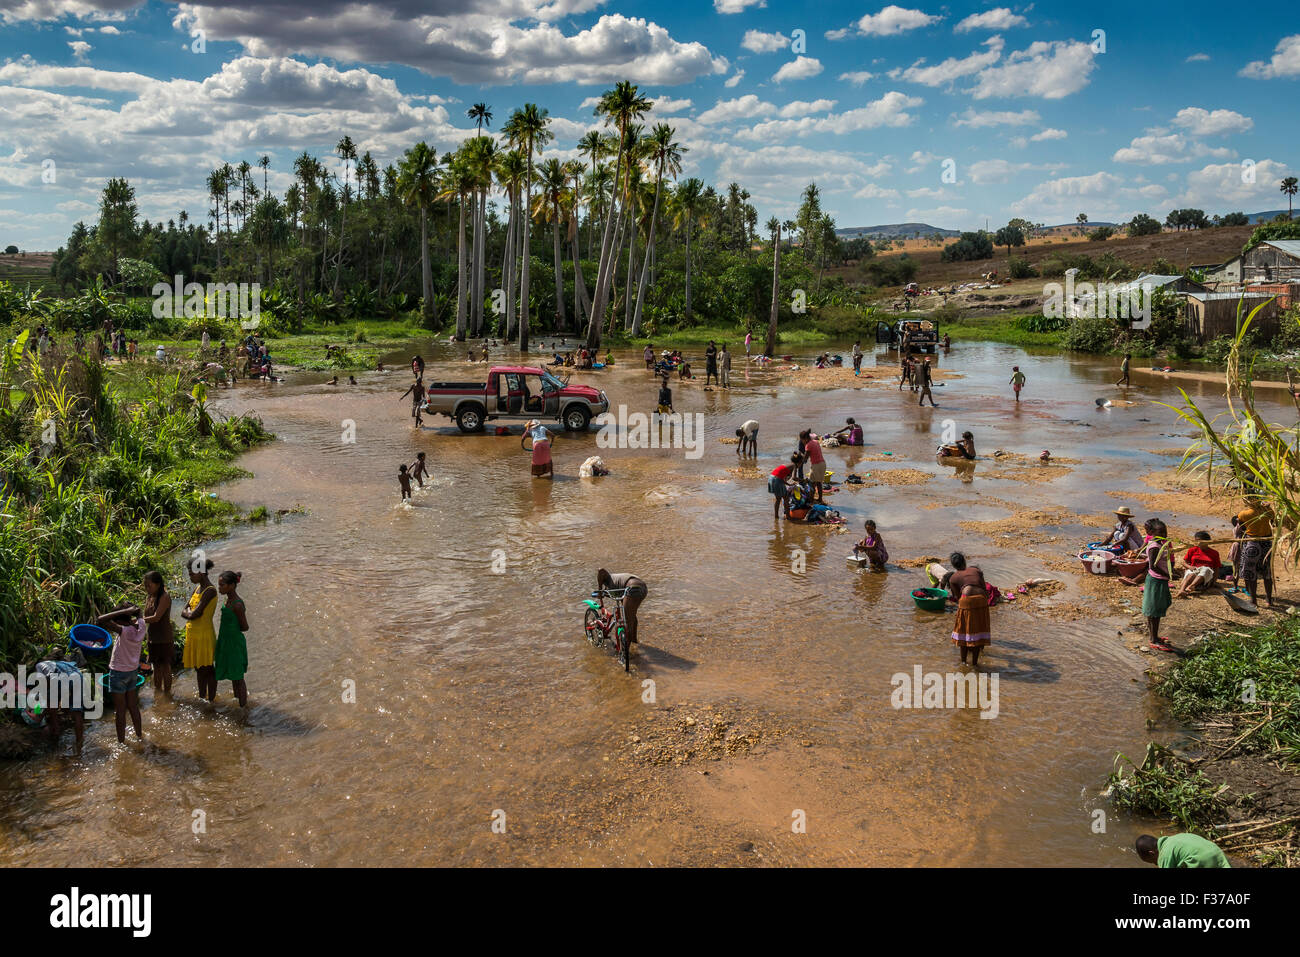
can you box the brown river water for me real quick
[0,339,1282,867]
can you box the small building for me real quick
[1242,240,1300,283]
[1121,273,1209,295]
[1205,255,1242,283]
[1183,292,1282,342]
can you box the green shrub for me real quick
[1062,314,1120,352]
[1007,257,1036,279]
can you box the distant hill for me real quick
[837,223,960,240]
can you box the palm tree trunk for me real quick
[520,153,533,353]
[587,137,627,347]
[623,212,637,331]
[420,207,433,325]
[764,225,781,357]
[684,215,693,319]
[632,176,663,337]
[572,232,591,324]
[552,217,566,332]
[473,188,486,338]
[504,188,517,340]
[455,196,467,340]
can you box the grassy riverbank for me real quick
[0,338,272,671]
[1107,616,1300,866]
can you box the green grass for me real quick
[939,313,1066,348]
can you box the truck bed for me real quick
[425,381,486,392]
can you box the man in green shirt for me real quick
[1116,352,1131,387]
[1136,833,1231,868]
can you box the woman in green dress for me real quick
[214,570,250,707]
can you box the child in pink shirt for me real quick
[98,606,146,744]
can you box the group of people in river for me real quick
[39,561,251,757]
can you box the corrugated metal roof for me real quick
[1263,240,1300,258]
[1187,292,1277,301]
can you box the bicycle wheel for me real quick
[615,625,629,672]
[583,608,605,647]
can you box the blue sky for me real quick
[1,0,1296,250]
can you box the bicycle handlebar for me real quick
[591,588,628,599]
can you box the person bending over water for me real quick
[951,583,991,666]
[941,552,985,602]
[735,419,759,456]
[597,569,647,646]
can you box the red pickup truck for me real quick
[423,365,610,433]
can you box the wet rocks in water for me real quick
[622,702,783,767]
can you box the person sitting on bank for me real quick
[1175,531,1221,598]
[1107,506,1144,553]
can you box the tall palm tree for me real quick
[562,159,591,324]
[586,81,652,349]
[510,103,552,351]
[398,141,439,325]
[468,103,493,136]
[495,145,526,339]
[258,154,270,193]
[673,177,704,319]
[439,153,475,340]
[1282,176,1299,220]
[534,158,569,331]
[577,130,605,260]
[764,217,782,358]
[463,135,497,338]
[206,168,225,269]
[631,123,684,336]
[332,136,356,296]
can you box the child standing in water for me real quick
[180,558,219,702]
[97,604,146,744]
[399,464,412,500]
[1010,366,1026,403]
[656,376,673,415]
[214,571,250,708]
[400,378,426,427]
[410,451,428,488]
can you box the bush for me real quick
[1269,306,1300,354]
[1007,256,1036,279]
[930,303,962,324]
[861,254,917,287]
[1089,226,1115,241]
[1062,314,1121,353]
[1016,313,1067,332]
[940,231,994,262]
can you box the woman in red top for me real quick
[768,455,801,519]
[1175,530,1221,597]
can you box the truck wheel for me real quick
[563,405,591,432]
[456,403,486,433]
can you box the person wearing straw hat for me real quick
[1107,506,1143,552]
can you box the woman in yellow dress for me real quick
[180,558,219,701]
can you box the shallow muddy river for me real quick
[1,339,1284,866]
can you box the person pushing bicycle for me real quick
[596,569,647,645]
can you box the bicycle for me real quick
[582,587,630,672]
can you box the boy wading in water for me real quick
[1009,365,1026,402]
[917,357,936,407]
[401,378,426,427]
[1116,352,1131,388]
[410,451,428,488]
[399,464,412,500]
